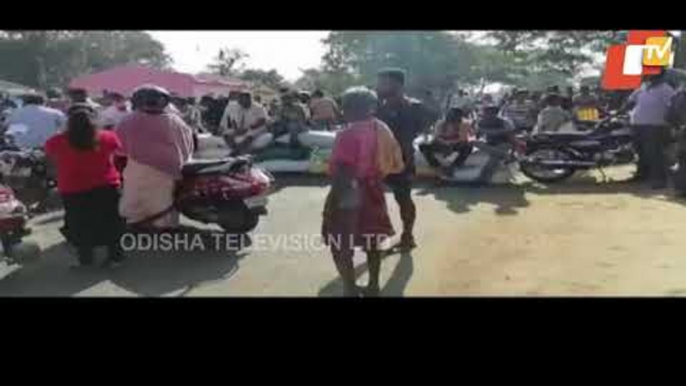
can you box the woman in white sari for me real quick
[116,85,194,229]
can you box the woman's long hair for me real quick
[67,104,99,151]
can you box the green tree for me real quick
[238,69,285,90]
[299,31,625,99]
[320,31,483,99]
[0,30,170,89]
[484,30,624,76]
[207,48,248,77]
[294,68,358,96]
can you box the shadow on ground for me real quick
[0,226,248,297]
[415,169,686,215]
[417,183,530,216]
[318,251,414,297]
[270,174,329,194]
[519,173,686,202]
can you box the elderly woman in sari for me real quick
[116,85,194,229]
[321,87,404,297]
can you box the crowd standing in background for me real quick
[309,89,340,131]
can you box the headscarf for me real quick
[116,110,194,179]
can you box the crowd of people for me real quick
[0,65,684,296]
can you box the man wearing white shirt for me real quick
[7,94,66,149]
[219,92,241,133]
[100,92,131,129]
[222,91,271,154]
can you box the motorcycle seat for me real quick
[182,157,250,176]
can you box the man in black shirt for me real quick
[376,68,430,252]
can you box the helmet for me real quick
[131,84,170,113]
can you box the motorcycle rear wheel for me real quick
[520,147,577,183]
[218,203,260,234]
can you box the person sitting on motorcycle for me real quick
[116,85,195,230]
[222,91,271,155]
[533,93,573,134]
[274,91,310,147]
[475,104,524,183]
[419,107,475,178]
[45,103,126,268]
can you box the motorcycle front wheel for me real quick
[520,147,577,183]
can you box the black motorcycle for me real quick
[519,115,634,183]
[0,143,56,214]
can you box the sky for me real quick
[148,31,330,81]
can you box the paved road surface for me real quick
[2,167,686,297]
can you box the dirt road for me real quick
[2,166,686,297]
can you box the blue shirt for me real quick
[7,105,66,148]
[629,83,675,126]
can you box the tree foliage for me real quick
[294,67,357,96]
[238,69,285,90]
[320,31,483,99]
[206,48,249,77]
[0,31,170,89]
[295,31,633,98]
[484,30,625,75]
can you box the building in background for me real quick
[69,66,250,100]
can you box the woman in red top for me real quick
[45,103,126,268]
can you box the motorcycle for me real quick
[0,183,40,265]
[197,126,520,184]
[0,144,56,214]
[414,134,522,184]
[118,155,273,234]
[519,114,634,183]
[194,128,337,175]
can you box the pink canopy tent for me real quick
[69,65,249,99]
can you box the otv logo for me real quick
[602,30,675,90]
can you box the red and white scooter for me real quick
[117,155,273,234]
